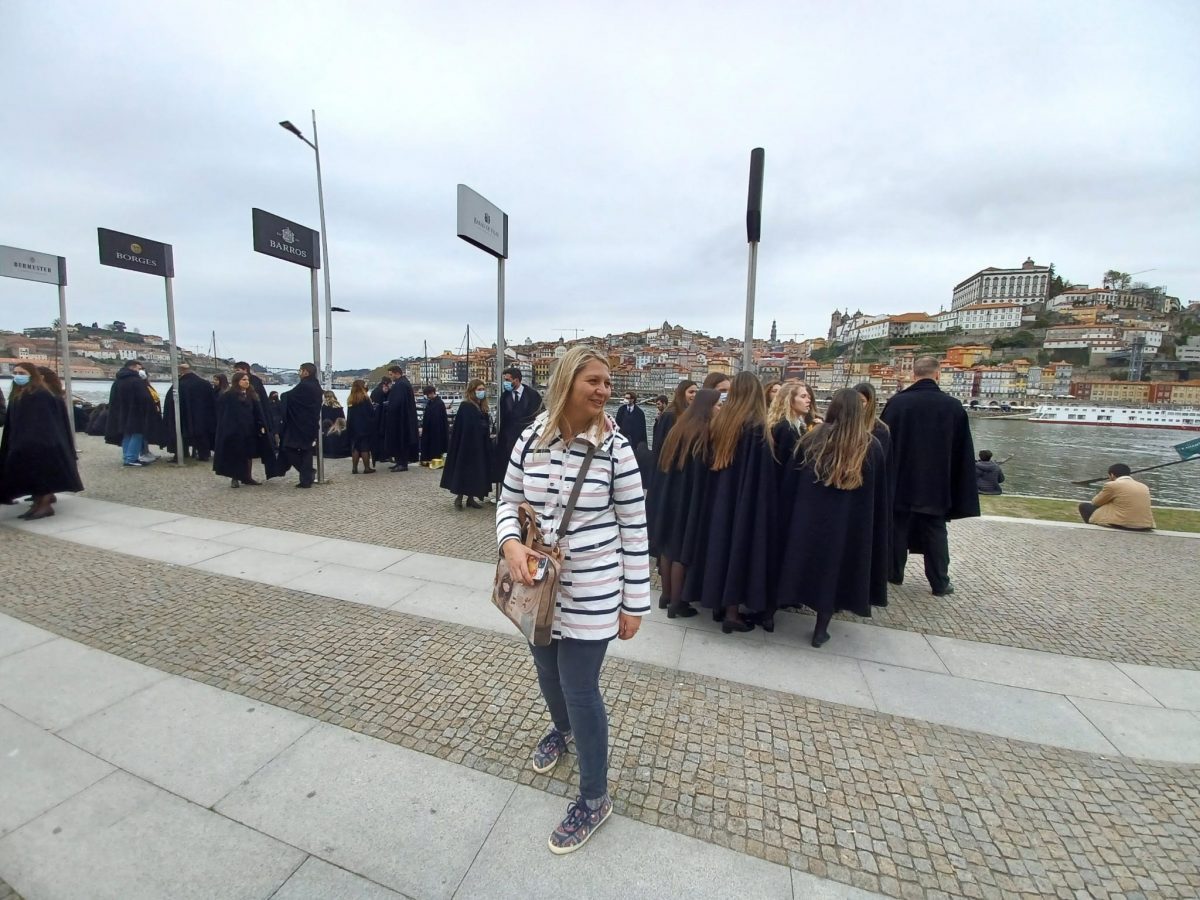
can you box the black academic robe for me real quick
[879,379,979,520]
[85,406,109,436]
[104,368,160,445]
[280,378,323,451]
[440,402,492,498]
[385,377,419,464]
[684,425,776,613]
[161,372,218,454]
[212,389,272,479]
[774,438,889,617]
[0,388,84,501]
[420,396,450,461]
[346,401,377,451]
[769,419,804,538]
[246,372,275,436]
[321,406,351,458]
[651,409,676,460]
[615,404,649,450]
[494,385,541,481]
[648,449,711,563]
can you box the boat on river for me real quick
[1029,404,1200,432]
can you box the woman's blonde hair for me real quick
[539,346,609,446]
[347,379,370,407]
[322,390,341,407]
[709,371,766,470]
[799,388,871,490]
[465,378,489,415]
[765,381,806,458]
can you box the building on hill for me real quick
[943,345,991,368]
[952,257,1050,311]
[955,302,1024,332]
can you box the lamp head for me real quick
[279,120,304,139]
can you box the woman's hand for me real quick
[617,612,642,640]
[502,539,543,587]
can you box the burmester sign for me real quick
[0,245,66,286]
[252,208,320,268]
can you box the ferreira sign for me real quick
[252,208,320,268]
[456,185,508,259]
[97,228,174,277]
[0,245,66,286]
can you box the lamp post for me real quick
[279,112,334,389]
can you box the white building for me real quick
[956,302,1023,332]
[951,257,1050,311]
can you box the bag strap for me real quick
[556,443,597,542]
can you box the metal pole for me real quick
[743,242,758,373]
[57,282,73,419]
[312,110,333,389]
[164,277,185,466]
[496,256,505,427]
[310,266,325,484]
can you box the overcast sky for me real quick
[2,0,1197,370]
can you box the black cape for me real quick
[648,449,711,563]
[615,404,648,450]
[440,401,492,498]
[85,405,109,436]
[774,438,889,617]
[321,406,351,458]
[104,368,161,445]
[879,379,979,520]
[346,400,377,450]
[247,373,276,440]
[494,385,541,480]
[385,377,419,464]
[420,396,450,461]
[0,388,83,501]
[651,409,676,462]
[280,379,323,451]
[212,389,272,479]
[161,372,218,453]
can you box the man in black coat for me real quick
[880,356,980,596]
[615,391,649,450]
[419,385,449,465]
[163,364,218,461]
[104,360,161,467]
[494,366,541,481]
[279,363,323,488]
[384,365,419,472]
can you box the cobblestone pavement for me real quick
[4,530,1198,900]
[71,434,1200,669]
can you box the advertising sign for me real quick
[456,184,508,259]
[252,208,320,268]
[98,228,174,277]
[0,244,66,286]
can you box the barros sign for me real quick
[98,228,174,277]
[456,184,508,259]
[0,245,66,286]
[252,208,320,268]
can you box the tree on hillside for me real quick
[107,320,127,333]
[1103,270,1132,290]
[1047,263,1070,299]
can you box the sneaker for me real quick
[122,461,145,467]
[139,454,159,463]
[531,728,573,774]
[548,795,612,855]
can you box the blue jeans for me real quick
[121,433,145,465]
[529,638,609,799]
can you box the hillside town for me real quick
[4,258,1199,407]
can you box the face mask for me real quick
[719,391,728,403]
[503,381,514,392]
[137,370,148,379]
[475,389,487,400]
[12,373,30,386]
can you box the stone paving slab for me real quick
[272,857,410,900]
[150,515,253,541]
[763,615,949,674]
[60,675,316,807]
[215,723,516,900]
[191,545,321,586]
[288,537,415,572]
[212,523,328,554]
[0,616,56,661]
[1116,661,1200,711]
[1070,697,1200,765]
[4,530,1197,898]
[0,771,304,900]
[0,706,113,838]
[283,563,425,610]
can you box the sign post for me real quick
[96,228,184,466]
[455,184,509,433]
[742,148,765,374]
[252,208,325,483]
[1,245,72,409]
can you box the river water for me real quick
[14,379,1198,508]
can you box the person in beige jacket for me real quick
[1079,464,1156,531]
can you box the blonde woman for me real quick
[496,346,649,854]
[765,381,810,461]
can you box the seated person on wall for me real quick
[975,449,1005,495]
[1078,464,1156,532]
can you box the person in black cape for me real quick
[369,377,391,463]
[419,385,449,465]
[683,372,776,632]
[162,364,217,462]
[615,391,648,450]
[267,391,283,439]
[879,357,979,596]
[0,362,83,519]
[213,373,272,487]
[321,391,350,459]
[774,389,890,648]
[384,365,419,471]
[279,363,323,488]
[440,379,493,509]
[104,360,161,466]
[345,379,377,474]
[234,362,276,450]
[494,366,541,483]
[649,388,720,619]
[764,382,815,592]
[651,381,696,466]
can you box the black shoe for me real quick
[667,603,698,619]
[658,595,670,609]
[454,496,464,510]
[230,479,240,488]
[932,582,955,597]
[712,609,726,623]
[811,629,830,648]
[389,464,408,472]
[722,619,754,634]
[296,482,312,489]
[887,577,904,586]
[759,616,775,633]
[242,478,261,486]
[467,498,483,509]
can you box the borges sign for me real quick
[252,208,320,268]
[0,245,66,286]
[98,228,174,277]
[456,185,508,259]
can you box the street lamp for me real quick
[279,112,334,389]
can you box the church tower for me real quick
[770,319,777,343]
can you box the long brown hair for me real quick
[702,371,730,390]
[465,378,489,416]
[9,361,46,401]
[853,381,888,435]
[348,379,370,407]
[37,366,65,397]
[658,388,720,472]
[231,372,257,402]
[800,388,871,490]
[669,379,696,418]
[709,372,765,470]
[798,381,819,429]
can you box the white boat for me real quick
[1029,404,1200,432]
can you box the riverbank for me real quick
[981,493,1200,533]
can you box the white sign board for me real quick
[0,244,66,286]
[456,184,508,259]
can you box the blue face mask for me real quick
[12,373,30,386]
[503,381,514,392]
[475,389,487,400]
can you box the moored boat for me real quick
[1029,404,1200,432]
